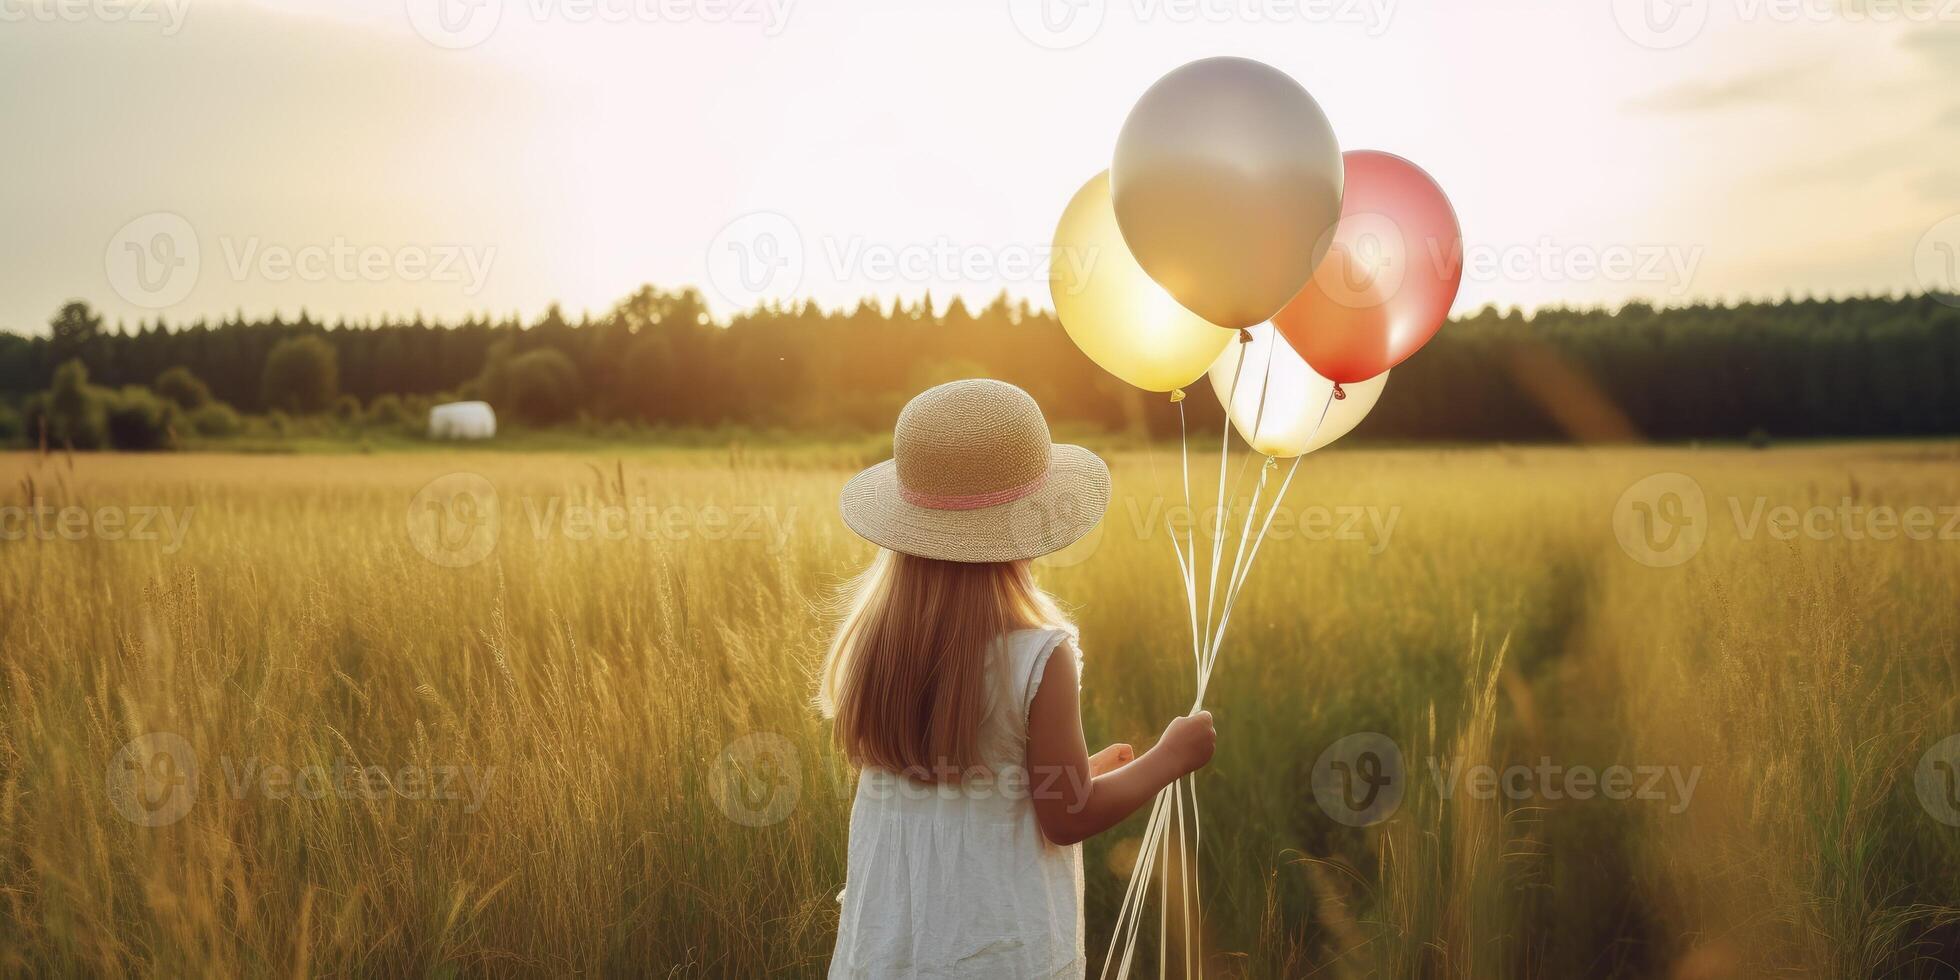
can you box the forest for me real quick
[1,287,1956,445]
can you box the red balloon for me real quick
[1274,150,1462,384]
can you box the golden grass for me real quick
[2,442,1957,977]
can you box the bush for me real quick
[366,393,411,429]
[34,360,109,450]
[504,349,582,425]
[19,394,47,448]
[23,362,182,451]
[472,341,582,426]
[261,336,338,414]
[189,402,243,437]
[332,394,363,424]
[0,404,20,445]
[154,366,213,410]
[395,394,437,436]
[469,349,572,427]
[103,386,178,451]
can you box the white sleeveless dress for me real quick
[829,628,1086,979]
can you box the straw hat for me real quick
[840,379,1111,563]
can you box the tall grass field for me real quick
[3,443,1958,977]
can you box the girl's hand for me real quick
[1027,646,1217,846]
[1157,711,1217,776]
[1088,743,1134,777]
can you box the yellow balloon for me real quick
[1051,171,1232,393]
[1207,323,1386,458]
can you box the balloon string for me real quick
[1154,837,1173,980]
[1109,342,1307,979]
[1176,402,1202,678]
[1113,335,1309,972]
[1159,404,1203,678]
[1185,774,1203,977]
[1196,332,1277,708]
[1120,791,1171,976]
[1169,404,1200,980]
[1106,400,1205,980]
[1198,455,1303,702]
[1152,787,1168,972]
[1217,460,1300,656]
[1102,790,1168,978]
[1112,451,1307,977]
[1211,330,1276,564]
[1195,457,1268,707]
[1110,780,1189,980]
[1167,406,1206,978]
[1172,783,1185,977]
[1307,386,1337,445]
[1138,462,1300,978]
[1201,332,1280,691]
[1172,775,1191,978]
[1176,772,1191,972]
[1199,341,1247,676]
[1245,330,1278,453]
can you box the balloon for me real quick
[1206,323,1386,458]
[1050,171,1233,393]
[1275,150,1462,384]
[1111,56,1344,330]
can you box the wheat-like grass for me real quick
[1,443,1956,977]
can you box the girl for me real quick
[821,379,1217,978]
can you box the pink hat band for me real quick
[898,471,1048,511]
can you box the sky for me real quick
[0,0,1955,335]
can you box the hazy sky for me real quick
[1,0,1955,334]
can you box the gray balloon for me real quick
[1112,57,1344,330]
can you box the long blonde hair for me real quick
[818,550,1068,781]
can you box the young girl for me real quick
[821,379,1217,978]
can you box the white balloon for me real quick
[1206,324,1387,458]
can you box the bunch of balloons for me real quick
[1050,57,1462,978]
[1051,56,1461,456]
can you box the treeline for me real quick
[1,286,1957,444]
